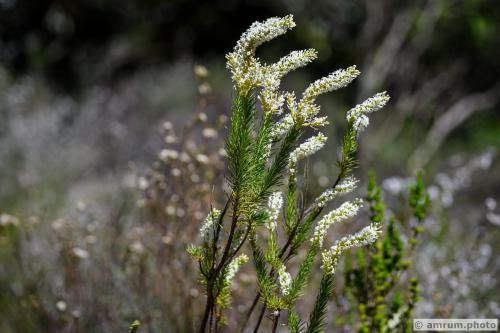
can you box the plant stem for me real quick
[200,288,214,333]
[242,172,345,332]
[252,302,267,333]
[272,311,281,333]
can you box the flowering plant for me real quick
[187,15,390,332]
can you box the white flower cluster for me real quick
[387,308,405,329]
[225,13,386,156]
[314,176,359,208]
[269,49,318,86]
[302,66,361,103]
[303,116,329,128]
[0,213,19,227]
[225,254,249,284]
[199,208,221,241]
[236,15,295,56]
[347,92,390,132]
[270,114,294,139]
[278,66,359,126]
[159,149,179,161]
[311,198,363,248]
[259,89,286,115]
[259,49,317,115]
[277,264,292,296]
[289,132,327,174]
[226,15,296,94]
[225,14,362,125]
[267,191,283,231]
[321,224,381,275]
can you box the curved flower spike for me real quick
[321,224,381,275]
[347,91,390,132]
[226,15,296,94]
[302,66,361,103]
[311,198,363,248]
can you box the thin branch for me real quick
[410,83,500,169]
[272,311,281,333]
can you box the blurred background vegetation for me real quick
[0,0,499,332]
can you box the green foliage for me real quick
[367,171,384,224]
[226,92,258,210]
[285,172,299,235]
[408,171,430,222]
[288,310,303,333]
[305,273,334,333]
[262,125,302,201]
[286,246,319,305]
[337,121,359,179]
[189,16,390,333]
[343,172,429,332]
[128,320,140,333]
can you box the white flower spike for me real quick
[289,132,327,173]
[347,92,390,132]
[226,15,296,94]
[225,254,249,284]
[322,224,381,275]
[267,192,283,231]
[314,176,359,209]
[311,198,363,248]
[278,264,292,296]
[200,209,221,241]
[268,49,318,86]
[302,66,360,103]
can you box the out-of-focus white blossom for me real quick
[194,64,209,78]
[130,241,144,254]
[164,134,178,144]
[225,254,249,284]
[200,209,221,241]
[382,176,410,195]
[56,300,67,312]
[387,308,405,329]
[196,154,210,164]
[171,168,181,177]
[322,223,380,275]
[485,197,497,211]
[267,192,283,231]
[0,213,19,227]
[277,264,292,296]
[162,121,173,131]
[138,176,149,190]
[202,128,218,138]
[72,247,89,259]
[159,149,179,161]
[198,112,208,122]
[198,82,212,94]
[311,198,363,248]
[487,212,500,226]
